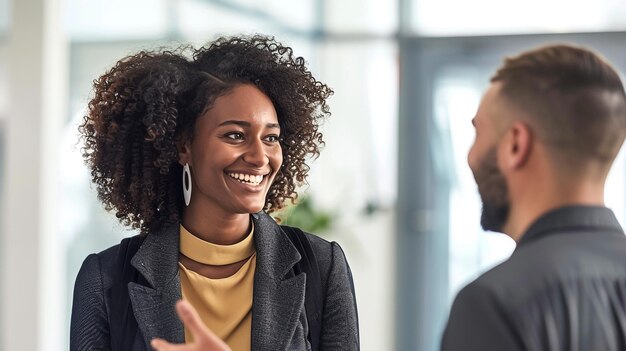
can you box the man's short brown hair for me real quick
[492,44,626,167]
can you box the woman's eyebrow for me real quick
[218,120,249,127]
[218,120,280,129]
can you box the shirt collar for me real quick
[517,205,623,247]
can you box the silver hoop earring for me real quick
[183,163,192,206]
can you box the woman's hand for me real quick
[151,300,231,351]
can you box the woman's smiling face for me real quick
[180,84,283,215]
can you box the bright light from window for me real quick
[413,0,626,36]
[65,0,168,40]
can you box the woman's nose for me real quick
[242,139,268,167]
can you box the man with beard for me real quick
[441,44,626,351]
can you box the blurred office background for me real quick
[2,0,626,350]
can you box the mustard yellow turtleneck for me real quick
[178,223,256,351]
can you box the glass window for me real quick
[65,0,169,40]
[179,0,317,39]
[65,0,320,42]
[312,41,398,210]
[411,0,626,36]
[310,40,399,350]
[324,0,397,34]
[0,0,9,36]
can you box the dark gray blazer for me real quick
[70,212,359,351]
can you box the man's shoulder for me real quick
[513,229,626,279]
[458,260,514,304]
[466,230,626,305]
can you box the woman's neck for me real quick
[181,207,251,245]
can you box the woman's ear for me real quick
[501,121,532,171]
[177,136,192,166]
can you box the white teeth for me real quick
[228,172,264,185]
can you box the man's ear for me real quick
[177,136,192,166]
[501,121,532,170]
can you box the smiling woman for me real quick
[69,35,359,351]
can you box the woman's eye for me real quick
[265,135,280,143]
[225,132,244,140]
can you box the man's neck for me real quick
[504,180,605,242]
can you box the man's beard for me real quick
[473,148,510,233]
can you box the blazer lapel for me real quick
[251,212,307,350]
[128,224,184,348]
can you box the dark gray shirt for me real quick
[441,205,626,351]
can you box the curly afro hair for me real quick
[79,35,333,236]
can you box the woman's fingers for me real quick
[150,338,186,351]
[175,300,210,338]
[150,300,230,351]
[175,300,231,350]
